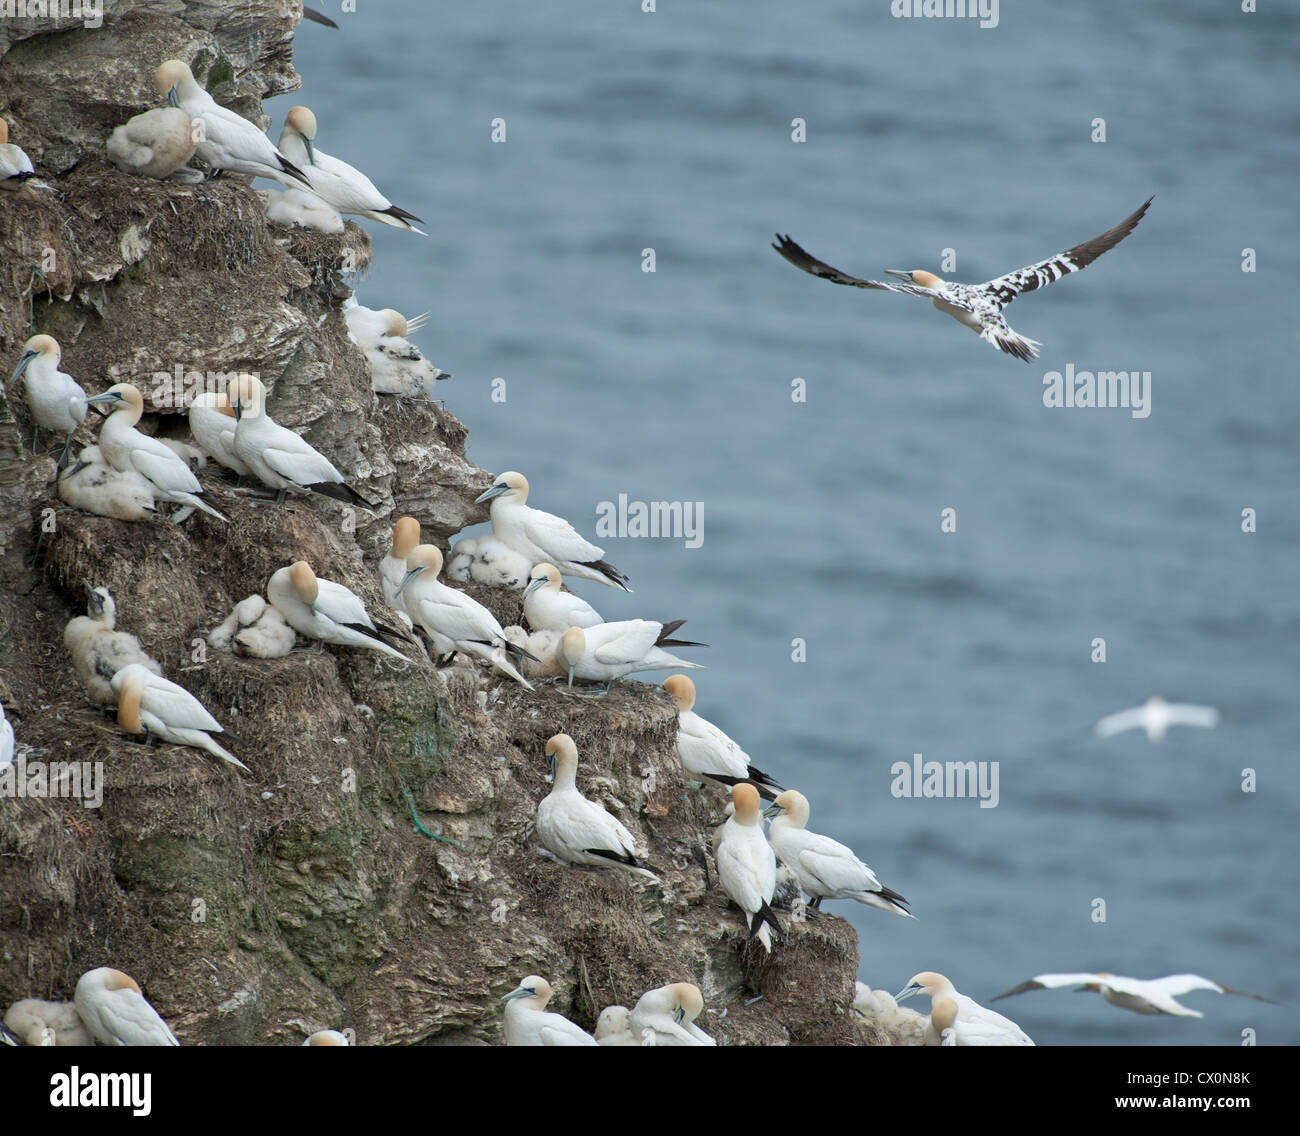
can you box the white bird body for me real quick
[0,119,35,188]
[992,971,1275,1018]
[112,663,246,770]
[63,587,162,707]
[629,984,715,1046]
[852,983,928,1045]
[450,535,532,589]
[523,563,602,631]
[264,187,344,234]
[2,999,94,1047]
[343,299,431,345]
[188,391,250,475]
[106,107,197,179]
[715,783,779,952]
[560,621,703,688]
[0,703,13,770]
[502,977,597,1047]
[58,445,156,522]
[594,1005,639,1046]
[898,972,1033,1046]
[10,335,86,442]
[1094,696,1221,743]
[267,561,409,661]
[504,625,566,679]
[74,968,179,1046]
[303,1030,349,1045]
[663,675,781,797]
[207,594,295,658]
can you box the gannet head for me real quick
[594,1005,630,1039]
[378,309,408,337]
[896,971,951,1003]
[154,60,198,107]
[94,968,143,996]
[86,383,145,425]
[559,626,586,688]
[668,983,704,1024]
[115,671,145,737]
[390,516,421,560]
[885,269,945,288]
[931,996,958,1034]
[395,544,443,596]
[85,584,115,625]
[226,374,266,422]
[475,470,528,505]
[288,560,320,605]
[502,976,551,1008]
[730,782,762,826]
[10,334,60,383]
[544,732,577,779]
[763,788,810,825]
[523,562,561,599]
[304,1030,348,1045]
[662,674,696,713]
[285,106,318,164]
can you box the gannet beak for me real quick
[545,752,556,776]
[9,350,37,383]
[86,391,124,406]
[566,662,576,689]
[167,85,180,108]
[86,586,104,614]
[762,802,782,819]
[673,1007,685,1025]
[501,985,533,1003]
[302,135,316,165]
[475,483,508,504]
[523,578,544,598]
[394,566,424,597]
[231,397,242,421]
[884,270,912,281]
[894,984,921,1003]
[62,458,90,479]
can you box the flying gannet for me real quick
[991,972,1278,1018]
[536,733,658,878]
[187,390,251,476]
[501,976,598,1046]
[2,999,94,1047]
[476,471,631,591]
[896,972,1033,1046]
[74,968,179,1046]
[663,674,782,799]
[629,983,716,1046]
[58,445,157,522]
[0,118,35,189]
[207,594,296,658]
[1093,696,1220,743]
[264,187,345,234]
[64,585,163,707]
[267,561,411,662]
[303,1029,350,1045]
[112,663,248,770]
[773,197,1152,361]
[522,563,604,631]
[715,783,780,953]
[558,622,704,693]
[106,107,198,180]
[10,335,86,464]
[594,1006,639,1046]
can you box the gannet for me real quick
[10,335,86,463]
[715,783,780,953]
[278,106,427,234]
[1093,696,1220,743]
[0,703,13,771]
[154,60,309,187]
[2,999,94,1047]
[0,118,35,189]
[58,445,157,522]
[558,622,704,693]
[991,972,1278,1018]
[86,383,227,521]
[536,733,657,878]
[74,968,179,1046]
[379,516,421,629]
[343,304,449,397]
[112,663,248,770]
[663,675,782,798]
[476,471,631,591]
[303,1029,350,1045]
[774,197,1152,361]
[267,561,411,662]
[926,998,959,1047]
[629,983,716,1046]
[395,545,533,686]
[594,1006,639,1046]
[106,107,198,180]
[63,585,162,707]
[522,563,603,631]
[852,982,928,1045]
[207,594,296,658]
[187,391,251,475]
[343,299,431,344]
[896,972,1033,1046]
[764,789,911,917]
[264,187,345,234]
[446,535,533,589]
[227,375,375,510]
[502,976,598,1046]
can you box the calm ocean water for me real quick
[293,0,1299,1044]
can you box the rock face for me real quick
[0,2,887,1046]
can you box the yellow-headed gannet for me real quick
[63,585,162,707]
[2,999,93,1047]
[502,976,597,1046]
[558,621,704,693]
[537,733,658,879]
[10,335,86,464]
[187,390,251,476]
[112,663,247,771]
[342,303,449,397]
[715,783,780,953]
[522,562,603,631]
[264,187,345,234]
[476,471,631,591]
[1093,695,1220,743]
[154,60,310,187]
[991,972,1278,1018]
[343,298,431,344]
[58,445,157,522]
[852,982,928,1045]
[663,674,782,799]
[594,1005,639,1046]
[379,516,421,629]
[278,106,426,235]
[774,197,1152,361]
[629,983,716,1046]
[207,594,295,658]
[764,789,911,917]
[86,383,227,521]
[0,118,36,189]
[896,972,1033,1045]
[0,702,13,770]
[106,107,198,180]
[267,561,411,662]
[303,1029,349,1045]
[74,968,179,1046]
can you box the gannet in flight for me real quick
[774,197,1152,361]
[629,983,716,1046]
[207,594,296,659]
[558,622,704,693]
[106,107,198,180]
[523,563,604,631]
[991,972,1278,1018]
[663,674,782,799]
[267,561,411,662]
[10,335,86,464]
[0,118,36,189]
[896,972,1034,1045]
[112,663,248,770]
[715,783,781,953]
[502,976,598,1046]
[476,471,631,591]
[764,789,911,917]
[1093,695,1220,743]
[188,390,251,476]
[74,968,179,1046]
[58,445,157,522]
[64,585,162,707]
[2,999,94,1047]
[303,1029,350,1045]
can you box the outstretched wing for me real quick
[772,234,947,299]
[991,973,1101,1000]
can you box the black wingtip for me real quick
[382,204,425,225]
[306,481,377,512]
[589,558,631,591]
[303,6,340,28]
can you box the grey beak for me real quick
[884,270,912,281]
[86,391,124,406]
[762,803,782,820]
[167,86,180,108]
[394,566,423,597]
[302,135,316,166]
[501,987,533,1003]
[9,350,36,384]
[475,483,507,504]
[523,578,544,598]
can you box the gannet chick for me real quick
[344,306,449,397]
[1094,696,1220,743]
[395,545,533,687]
[106,107,197,179]
[477,471,631,591]
[522,563,603,631]
[896,972,1033,1046]
[594,1006,639,1046]
[991,971,1278,1018]
[278,106,426,234]
[537,733,658,878]
[559,622,704,693]
[445,537,478,582]
[715,783,780,953]
[502,976,597,1046]
[264,186,345,234]
[58,445,157,522]
[663,675,782,798]
[764,789,911,917]
[227,375,375,511]
[86,383,226,521]
[207,594,295,658]
[3,999,94,1047]
[0,703,13,770]
[154,60,309,187]
[379,516,422,629]
[629,983,716,1046]
[466,535,533,589]
[303,1029,349,1045]
[0,118,36,189]
[63,585,162,706]
[852,982,928,1045]
[10,335,86,463]
[267,561,411,662]
[74,967,179,1046]
[504,625,566,679]
[111,663,247,771]
[187,391,251,475]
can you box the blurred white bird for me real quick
[2,999,94,1047]
[63,585,162,707]
[58,445,157,522]
[629,983,715,1046]
[992,971,1277,1018]
[303,1029,350,1045]
[1094,696,1220,743]
[0,118,36,189]
[106,107,197,180]
[594,1006,639,1046]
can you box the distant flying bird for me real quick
[991,972,1279,1018]
[1093,695,1220,743]
[773,197,1152,361]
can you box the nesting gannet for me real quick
[0,703,13,771]
[106,107,198,180]
[74,968,179,1046]
[379,516,421,629]
[227,375,374,510]
[86,383,226,521]
[991,972,1277,1018]
[343,304,449,397]
[536,734,657,878]
[476,472,631,591]
[594,1006,639,1046]
[154,60,309,187]
[207,594,296,658]
[343,298,431,344]
[896,973,1033,1046]
[502,976,597,1046]
[852,982,928,1045]
[522,563,603,631]
[629,983,716,1046]
[395,545,533,686]
[63,585,162,707]
[0,119,36,189]
[278,106,426,234]
[187,390,251,475]
[764,789,911,917]
[774,197,1152,361]
[267,561,411,662]
[264,187,345,234]
[558,622,704,692]
[58,445,157,522]
[663,675,782,798]
[10,335,86,463]
[3,999,94,1047]
[1093,696,1221,743]
[112,663,247,770]
[715,783,780,953]
[303,1029,349,1045]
